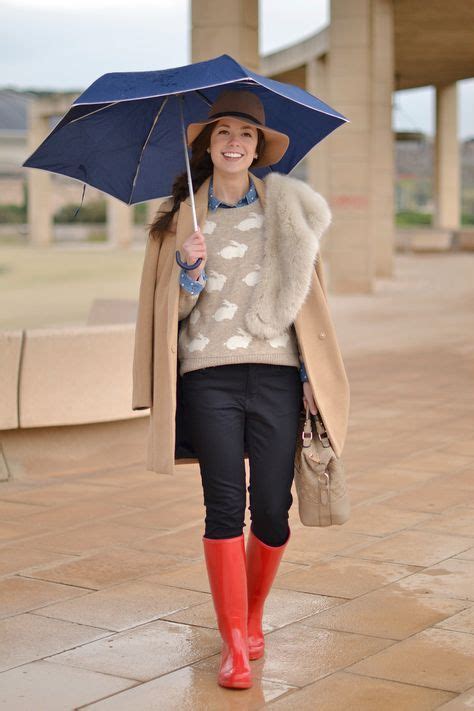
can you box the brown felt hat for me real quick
[186,89,290,167]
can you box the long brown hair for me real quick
[148,122,265,242]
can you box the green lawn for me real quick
[0,244,146,330]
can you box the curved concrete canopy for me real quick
[261,1,474,90]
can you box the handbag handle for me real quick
[302,404,331,449]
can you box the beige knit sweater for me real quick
[177,200,301,376]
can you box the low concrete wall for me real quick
[0,330,23,430]
[19,324,145,428]
[396,227,474,253]
[0,321,148,481]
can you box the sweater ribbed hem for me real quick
[179,352,300,376]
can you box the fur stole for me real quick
[244,171,332,339]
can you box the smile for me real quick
[222,152,243,160]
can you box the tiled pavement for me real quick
[1,253,473,710]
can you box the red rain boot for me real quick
[246,527,291,660]
[202,534,252,689]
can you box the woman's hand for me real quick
[182,226,207,281]
[302,380,318,416]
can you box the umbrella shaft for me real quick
[178,94,198,233]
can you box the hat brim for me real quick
[186,116,290,168]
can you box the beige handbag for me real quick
[294,405,350,526]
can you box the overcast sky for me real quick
[1,0,473,139]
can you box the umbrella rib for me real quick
[128,96,169,205]
[68,101,120,125]
[194,90,213,107]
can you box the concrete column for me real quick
[191,0,258,69]
[26,104,53,247]
[327,0,394,293]
[371,0,395,277]
[306,55,331,265]
[434,83,460,230]
[106,198,133,247]
[306,55,330,199]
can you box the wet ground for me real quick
[0,252,473,709]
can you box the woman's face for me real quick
[209,117,259,175]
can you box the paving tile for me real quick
[381,482,471,513]
[155,558,302,594]
[0,520,50,543]
[193,619,393,687]
[347,628,474,692]
[394,451,472,474]
[340,529,473,567]
[106,481,202,509]
[394,559,474,601]
[128,525,206,560]
[299,587,470,639]
[441,469,474,493]
[0,500,47,518]
[0,543,73,577]
[23,520,164,555]
[435,605,474,634]
[114,497,206,531]
[267,670,455,710]
[0,660,135,710]
[50,619,221,682]
[437,686,474,709]
[340,501,433,537]
[0,482,123,507]
[278,525,374,565]
[0,576,89,619]
[348,466,440,493]
[414,507,474,538]
[82,666,293,710]
[21,500,142,530]
[163,587,342,632]
[25,547,188,590]
[32,576,210,631]
[0,613,111,672]
[274,556,419,599]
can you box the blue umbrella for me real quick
[22,53,349,270]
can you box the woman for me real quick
[132,89,350,689]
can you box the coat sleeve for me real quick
[131,232,162,411]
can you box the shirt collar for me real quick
[208,174,258,211]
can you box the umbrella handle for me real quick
[176,251,202,270]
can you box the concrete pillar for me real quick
[191,0,259,70]
[371,0,395,277]
[106,198,133,247]
[434,83,460,230]
[306,55,331,266]
[306,55,330,199]
[327,0,394,293]
[26,106,53,247]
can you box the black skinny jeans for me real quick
[182,363,303,547]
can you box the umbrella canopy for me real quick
[22,53,349,206]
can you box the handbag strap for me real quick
[303,404,331,449]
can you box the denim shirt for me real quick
[178,176,308,383]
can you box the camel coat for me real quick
[132,172,350,476]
